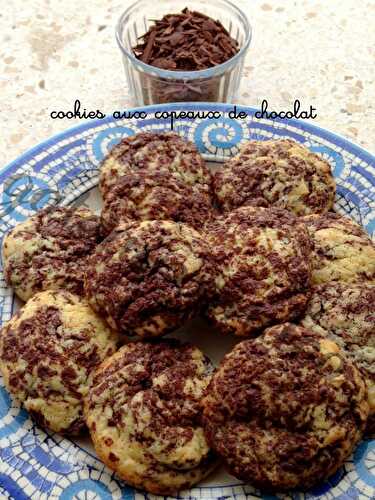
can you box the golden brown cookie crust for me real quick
[2,206,101,301]
[213,139,335,216]
[0,290,119,435]
[84,220,215,338]
[301,213,375,285]
[301,282,375,434]
[100,170,215,236]
[206,206,312,336]
[84,340,218,495]
[202,323,369,491]
[99,132,212,199]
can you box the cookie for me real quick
[85,340,217,495]
[202,323,369,491]
[99,132,211,199]
[206,206,312,336]
[213,139,335,216]
[0,290,119,435]
[301,212,375,285]
[84,220,215,338]
[301,282,375,434]
[2,206,101,301]
[100,171,215,236]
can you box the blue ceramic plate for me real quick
[0,103,374,500]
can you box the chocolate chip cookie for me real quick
[99,132,211,199]
[85,340,218,495]
[301,213,375,285]
[202,323,369,491]
[213,139,335,216]
[206,206,312,336]
[2,206,101,301]
[301,282,375,435]
[0,290,119,435]
[84,220,215,338]
[100,171,215,236]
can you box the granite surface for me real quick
[1,0,374,167]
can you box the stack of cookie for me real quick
[0,132,374,495]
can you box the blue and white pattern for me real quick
[0,103,374,500]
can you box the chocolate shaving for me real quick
[140,29,156,64]
[133,8,239,71]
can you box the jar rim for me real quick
[115,0,252,81]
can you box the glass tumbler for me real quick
[116,0,252,105]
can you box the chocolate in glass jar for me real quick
[132,8,239,103]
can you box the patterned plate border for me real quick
[0,103,374,500]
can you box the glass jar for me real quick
[116,0,252,105]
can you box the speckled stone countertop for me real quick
[1,0,374,166]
